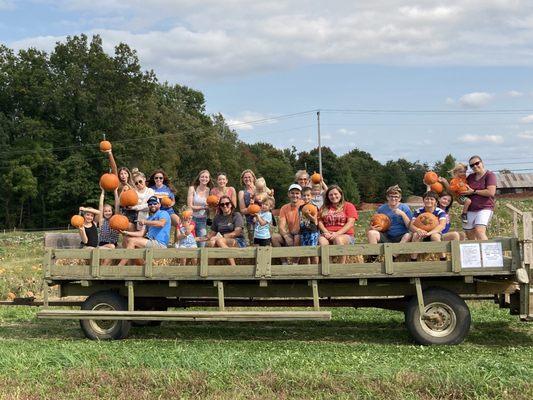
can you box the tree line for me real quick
[0,35,456,229]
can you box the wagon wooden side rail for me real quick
[35,235,531,344]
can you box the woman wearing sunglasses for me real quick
[207,195,246,265]
[463,156,497,240]
[129,169,155,231]
[148,169,179,227]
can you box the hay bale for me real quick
[54,258,89,266]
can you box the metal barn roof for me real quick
[495,173,533,189]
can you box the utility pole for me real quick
[317,110,323,177]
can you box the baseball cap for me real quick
[147,196,159,205]
[288,183,302,192]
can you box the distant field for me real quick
[0,199,531,399]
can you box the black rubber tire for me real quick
[80,291,131,340]
[405,288,471,345]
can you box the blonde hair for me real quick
[240,169,257,186]
[450,163,468,175]
[295,170,309,182]
[191,169,213,189]
[255,177,272,195]
[131,168,146,180]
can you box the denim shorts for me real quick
[300,231,319,246]
[235,237,247,248]
[193,216,208,247]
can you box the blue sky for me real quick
[2,0,533,171]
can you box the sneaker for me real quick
[461,213,468,224]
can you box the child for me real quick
[299,186,319,264]
[441,163,472,224]
[310,183,324,209]
[255,177,274,198]
[77,205,100,249]
[175,207,197,265]
[97,187,120,265]
[98,187,120,249]
[252,194,273,246]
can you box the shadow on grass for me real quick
[0,309,531,346]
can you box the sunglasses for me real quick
[154,176,164,180]
[254,200,263,206]
[135,180,144,185]
[148,202,158,206]
[219,202,232,207]
[469,161,481,168]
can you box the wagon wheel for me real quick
[405,288,471,345]
[80,291,131,340]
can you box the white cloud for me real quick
[445,97,455,105]
[224,111,277,131]
[458,92,494,108]
[337,128,356,136]
[506,90,523,97]
[521,115,533,123]
[458,134,504,143]
[518,131,533,139]
[8,1,533,82]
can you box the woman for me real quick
[106,149,134,192]
[463,156,497,240]
[148,169,179,227]
[187,170,212,243]
[295,169,328,192]
[207,195,246,266]
[210,172,237,207]
[409,191,448,261]
[318,185,358,263]
[130,169,155,230]
[438,192,465,241]
[238,169,257,243]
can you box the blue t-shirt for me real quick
[146,210,171,245]
[150,184,175,214]
[254,211,272,239]
[376,203,413,238]
[413,207,447,232]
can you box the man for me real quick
[118,196,171,265]
[271,184,303,263]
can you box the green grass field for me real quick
[0,199,532,399]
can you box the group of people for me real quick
[76,151,496,265]
[367,155,496,261]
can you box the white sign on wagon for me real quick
[460,243,482,268]
[481,242,504,268]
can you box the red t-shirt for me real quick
[466,171,497,211]
[320,201,358,235]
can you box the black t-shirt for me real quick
[82,222,99,247]
[212,212,244,238]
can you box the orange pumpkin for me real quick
[70,215,84,228]
[160,196,173,208]
[120,189,138,207]
[302,203,317,217]
[207,195,219,207]
[311,172,321,184]
[248,204,261,214]
[182,210,193,219]
[413,212,439,232]
[370,213,391,232]
[99,140,112,152]
[99,173,119,191]
[423,171,439,185]
[449,178,468,195]
[430,182,444,194]
[109,214,130,231]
